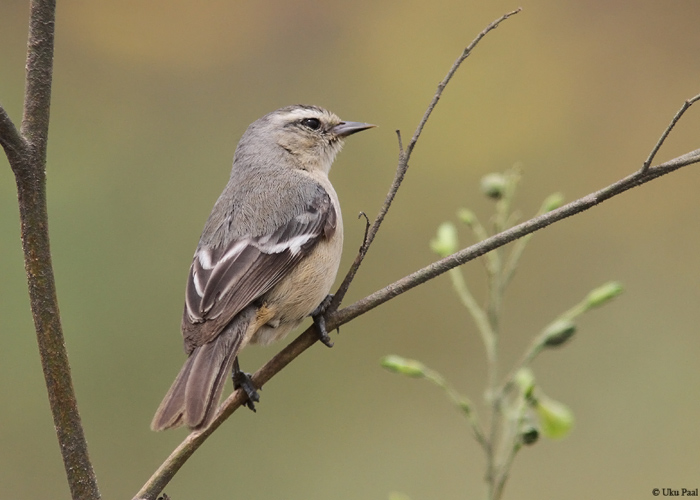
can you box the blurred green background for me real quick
[2,1,699,499]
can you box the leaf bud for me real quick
[585,281,624,309]
[515,368,536,400]
[542,319,577,348]
[520,424,540,445]
[380,355,427,378]
[456,208,476,226]
[480,173,507,199]
[429,222,458,257]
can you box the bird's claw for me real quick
[311,294,335,348]
[232,359,260,412]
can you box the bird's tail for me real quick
[151,308,255,431]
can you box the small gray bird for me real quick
[151,105,374,431]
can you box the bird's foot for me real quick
[232,358,260,412]
[311,294,335,348]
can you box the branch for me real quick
[641,93,700,172]
[331,8,522,310]
[0,104,27,163]
[335,148,700,326]
[0,1,101,499]
[21,0,56,152]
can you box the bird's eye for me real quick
[301,118,321,130]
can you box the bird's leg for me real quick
[311,294,335,348]
[232,357,260,412]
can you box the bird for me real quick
[151,105,375,431]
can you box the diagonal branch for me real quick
[335,148,700,326]
[641,93,700,173]
[404,7,522,160]
[0,104,27,163]
[331,8,522,310]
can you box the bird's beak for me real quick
[332,121,376,138]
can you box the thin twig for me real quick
[502,194,559,286]
[0,104,27,161]
[448,268,495,358]
[492,439,521,500]
[404,8,522,159]
[396,129,404,154]
[135,327,319,499]
[358,211,371,246]
[330,8,522,311]
[641,93,700,173]
[423,368,489,452]
[329,138,407,309]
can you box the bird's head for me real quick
[243,105,375,174]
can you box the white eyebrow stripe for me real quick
[279,109,324,122]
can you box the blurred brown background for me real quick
[1,1,699,499]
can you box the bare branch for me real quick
[358,211,371,246]
[404,8,522,159]
[331,8,522,310]
[330,145,410,308]
[335,149,700,326]
[1,1,101,499]
[641,93,700,172]
[0,104,27,163]
[21,0,57,153]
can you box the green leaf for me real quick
[536,396,574,439]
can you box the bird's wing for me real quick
[181,187,337,353]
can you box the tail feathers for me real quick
[183,327,241,428]
[150,351,195,431]
[151,308,255,431]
